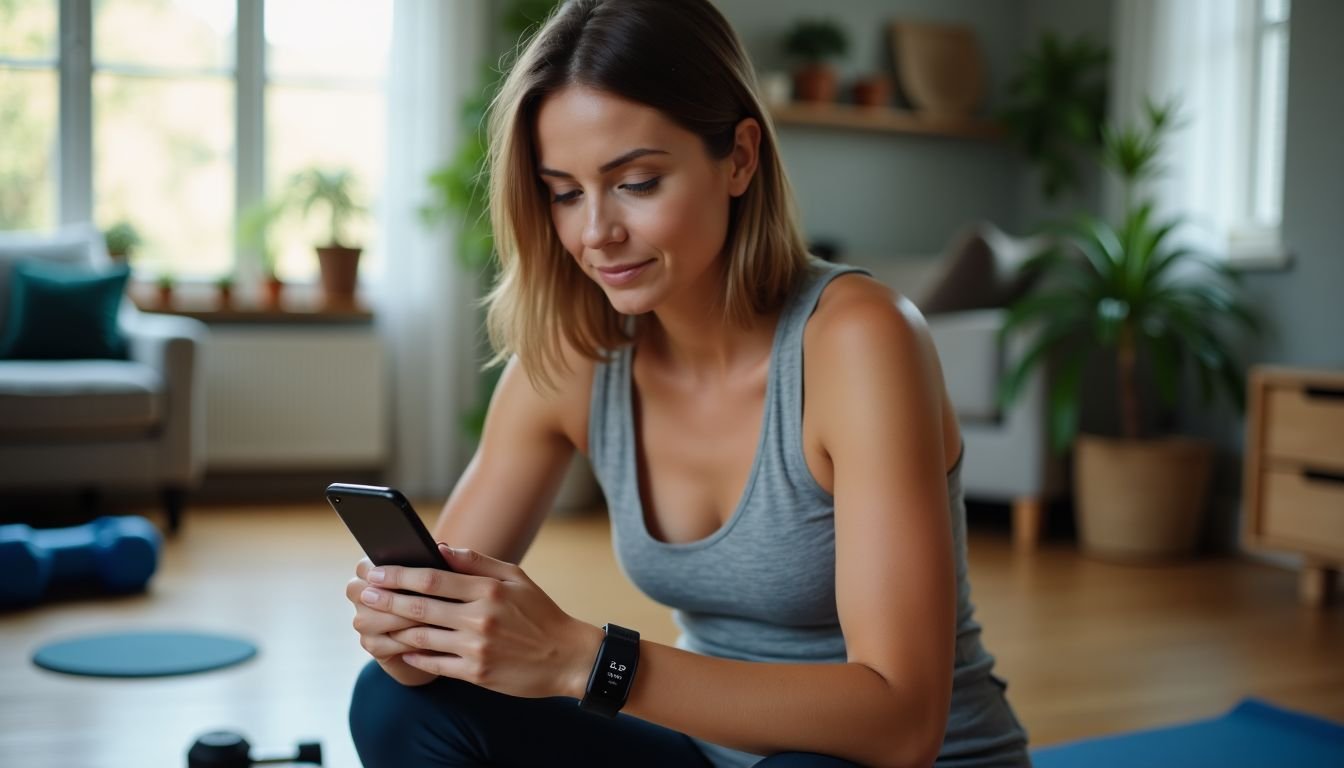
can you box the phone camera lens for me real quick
[333,497,342,504]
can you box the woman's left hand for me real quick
[359,543,603,699]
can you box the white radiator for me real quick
[203,326,387,470]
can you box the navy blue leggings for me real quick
[349,661,861,767]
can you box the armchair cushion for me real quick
[919,222,1048,315]
[0,360,162,436]
[0,224,110,331]
[0,261,131,361]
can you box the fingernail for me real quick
[438,543,452,553]
[367,568,385,584]
[360,587,380,604]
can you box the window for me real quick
[93,0,236,278]
[1230,0,1290,261]
[0,0,59,230]
[265,0,390,282]
[11,0,391,282]
[1112,0,1292,268]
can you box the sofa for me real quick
[859,222,1065,549]
[0,225,207,532]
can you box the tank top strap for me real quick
[770,260,873,490]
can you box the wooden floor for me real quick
[1,503,1341,768]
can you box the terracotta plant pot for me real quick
[793,64,838,103]
[317,245,362,308]
[1073,434,1214,561]
[852,75,892,108]
[217,286,233,310]
[157,285,173,309]
[263,276,284,310]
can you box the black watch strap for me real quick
[578,624,640,717]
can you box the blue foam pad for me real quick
[1033,698,1344,768]
[32,631,257,678]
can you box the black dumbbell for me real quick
[187,731,322,767]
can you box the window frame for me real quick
[47,0,385,283]
[1227,0,1292,270]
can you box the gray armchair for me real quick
[0,225,207,532]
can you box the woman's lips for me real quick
[595,259,654,286]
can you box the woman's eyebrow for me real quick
[537,148,669,178]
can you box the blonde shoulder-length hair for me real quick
[485,0,813,391]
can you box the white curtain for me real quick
[1109,0,1257,252]
[377,0,488,497]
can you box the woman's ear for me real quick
[726,117,761,198]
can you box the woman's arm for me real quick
[365,281,957,766]
[429,353,593,564]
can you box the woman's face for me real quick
[534,85,757,316]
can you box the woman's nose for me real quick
[581,198,627,250]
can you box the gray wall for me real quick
[717,0,1029,259]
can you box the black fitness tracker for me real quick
[578,623,640,717]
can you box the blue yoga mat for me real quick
[1033,698,1344,768]
[32,631,257,678]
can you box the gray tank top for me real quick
[588,260,1030,767]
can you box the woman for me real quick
[347,1,1029,765]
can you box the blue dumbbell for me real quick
[0,516,161,606]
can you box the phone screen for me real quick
[326,483,446,569]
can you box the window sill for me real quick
[137,303,375,325]
[1225,244,1294,273]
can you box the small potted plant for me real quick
[852,74,892,108]
[283,167,368,309]
[216,273,235,309]
[104,220,142,261]
[784,18,848,103]
[238,199,286,310]
[156,272,175,309]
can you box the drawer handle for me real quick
[1302,469,1344,486]
[1304,386,1344,401]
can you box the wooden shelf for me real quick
[137,303,374,325]
[770,102,1002,140]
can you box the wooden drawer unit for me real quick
[1244,366,1344,606]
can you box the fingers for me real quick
[358,584,483,629]
[438,545,526,583]
[389,625,473,657]
[355,558,374,580]
[365,562,504,602]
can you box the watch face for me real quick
[593,638,639,700]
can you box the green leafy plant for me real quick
[999,98,1261,452]
[998,32,1109,202]
[156,272,175,290]
[783,19,848,64]
[104,220,142,257]
[237,198,286,278]
[284,168,366,249]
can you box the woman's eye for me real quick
[622,177,661,195]
[552,189,581,205]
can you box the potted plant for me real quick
[999,100,1262,561]
[285,167,367,309]
[784,19,848,103]
[238,198,287,310]
[104,220,142,261]
[852,74,891,108]
[998,32,1109,202]
[156,273,175,309]
[216,274,235,309]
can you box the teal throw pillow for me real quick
[0,260,131,360]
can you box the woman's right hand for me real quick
[347,557,437,687]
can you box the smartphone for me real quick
[325,483,448,570]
